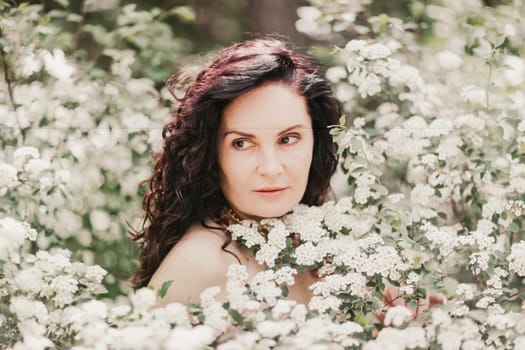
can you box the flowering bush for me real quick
[0,0,194,295]
[1,0,524,349]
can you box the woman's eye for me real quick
[280,134,300,145]
[232,139,251,149]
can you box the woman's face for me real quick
[216,82,314,220]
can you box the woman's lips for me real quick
[254,187,288,197]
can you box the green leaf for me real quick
[496,126,504,138]
[228,308,244,325]
[339,115,346,126]
[510,221,520,233]
[170,6,196,22]
[52,0,69,7]
[281,285,289,298]
[353,311,368,327]
[158,280,174,298]
[442,277,458,295]
[469,309,487,323]
[66,13,82,22]
[493,36,506,49]
[466,16,484,26]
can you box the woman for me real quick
[130,38,341,305]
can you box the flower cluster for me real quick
[0,1,196,295]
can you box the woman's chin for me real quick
[243,207,291,220]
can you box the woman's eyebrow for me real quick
[277,124,307,135]
[223,124,307,138]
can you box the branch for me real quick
[0,44,16,109]
[72,0,86,51]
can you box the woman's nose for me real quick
[256,147,284,176]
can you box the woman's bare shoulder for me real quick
[149,222,238,305]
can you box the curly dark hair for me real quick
[130,37,342,288]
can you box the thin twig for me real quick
[379,293,405,311]
[508,289,522,300]
[486,62,492,110]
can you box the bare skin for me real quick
[149,220,317,306]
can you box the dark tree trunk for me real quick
[248,0,311,51]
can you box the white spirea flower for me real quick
[482,198,507,218]
[164,325,215,350]
[411,184,435,206]
[460,85,486,106]
[85,265,107,284]
[345,39,368,52]
[325,66,347,83]
[35,249,71,274]
[508,241,525,276]
[456,284,476,300]
[48,274,79,307]
[0,217,37,260]
[10,296,49,324]
[384,305,413,327]
[130,288,157,313]
[202,302,230,333]
[293,241,320,266]
[469,252,490,275]
[200,286,221,307]
[436,50,463,70]
[25,158,50,179]
[55,169,71,185]
[423,223,458,257]
[228,222,265,248]
[217,336,258,350]
[0,163,18,194]
[250,270,285,305]
[106,325,157,350]
[437,135,463,160]
[255,244,280,267]
[14,267,45,294]
[20,52,43,77]
[40,49,75,81]
[271,299,297,319]
[81,300,108,321]
[89,209,111,232]
[226,263,249,282]
[515,336,525,349]
[432,308,452,326]
[389,65,423,90]
[353,71,382,97]
[308,295,342,313]
[14,334,54,350]
[290,304,307,325]
[296,6,321,20]
[360,43,392,59]
[264,220,288,250]
[152,303,190,327]
[257,320,295,338]
[273,266,297,285]
[285,204,325,243]
[108,304,132,323]
[364,326,427,350]
[352,117,365,129]
[503,55,525,87]
[476,296,495,309]
[13,146,40,170]
[450,301,470,317]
